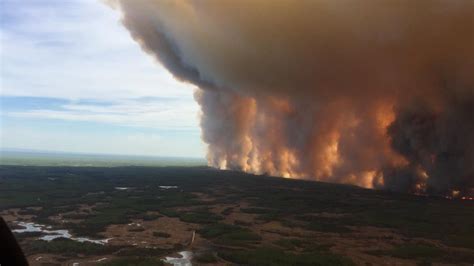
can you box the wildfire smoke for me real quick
[110,0,474,196]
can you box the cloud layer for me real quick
[1,0,195,100]
[1,0,203,157]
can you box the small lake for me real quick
[13,221,111,244]
[163,251,193,266]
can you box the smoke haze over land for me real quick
[110,0,474,196]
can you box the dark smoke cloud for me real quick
[387,96,474,194]
[110,0,474,196]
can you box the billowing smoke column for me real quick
[110,0,474,196]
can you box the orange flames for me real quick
[202,95,415,190]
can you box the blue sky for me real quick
[0,0,205,157]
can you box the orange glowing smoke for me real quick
[111,0,474,196]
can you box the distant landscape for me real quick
[0,150,206,167]
[1,155,473,265]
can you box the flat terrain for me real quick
[0,165,473,265]
[0,151,206,167]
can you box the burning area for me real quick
[109,0,474,197]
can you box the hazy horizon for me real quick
[0,147,205,159]
[0,149,206,167]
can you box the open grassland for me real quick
[1,165,473,265]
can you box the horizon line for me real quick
[0,147,206,160]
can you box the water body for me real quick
[159,186,179,189]
[13,222,111,244]
[162,251,193,266]
[115,187,133,190]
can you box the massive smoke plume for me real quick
[110,0,474,196]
